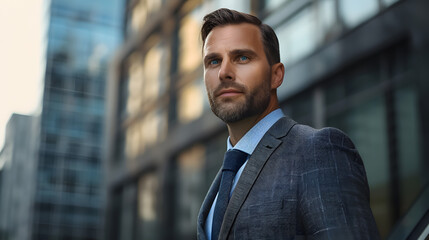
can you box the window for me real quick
[264,0,289,12]
[142,43,167,103]
[136,173,160,239]
[339,0,378,28]
[382,0,400,7]
[118,184,137,240]
[283,90,314,126]
[276,5,320,64]
[175,145,206,239]
[129,0,162,32]
[114,130,125,164]
[395,84,423,215]
[74,71,87,93]
[126,42,169,117]
[50,65,66,88]
[210,0,250,13]
[178,9,203,74]
[45,134,58,148]
[126,52,144,116]
[125,107,168,160]
[320,44,421,237]
[177,79,205,123]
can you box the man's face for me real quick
[203,23,273,123]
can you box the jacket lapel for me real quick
[197,169,222,240]
[218,117,296,239]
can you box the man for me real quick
[197,8,380,240]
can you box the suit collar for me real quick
[196,117,296,240]
[218,117,296,239]
[267,116,296,139]
[227,108,286,154]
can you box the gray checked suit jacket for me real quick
[197,117,380,239]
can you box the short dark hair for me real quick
[201,8,280,65]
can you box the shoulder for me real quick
[287,124,358,154]
[274,119,356,148]
[280,123,365,173]
[289,124,354,147]
[267,118,363,168]
[286,126,378,238]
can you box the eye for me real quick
[210,59,219,65]
[238,56,249,62]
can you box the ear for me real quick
[270,62,284,90]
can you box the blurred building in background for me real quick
[0,114,38,240]
[105,0,429,239]
[31,0,124,239]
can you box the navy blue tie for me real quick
[212,149,248,240]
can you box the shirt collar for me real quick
[227,108,285,154]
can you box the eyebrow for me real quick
[203,53,220,65]
[229,49,258,58]
[203,48,258,64]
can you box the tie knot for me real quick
[222,149,248,173]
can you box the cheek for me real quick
[242,68,267,89]
[204,80,214,97]
[204,71,217,90]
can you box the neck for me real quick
[227,96,279,146]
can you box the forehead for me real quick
[203,23,264,55]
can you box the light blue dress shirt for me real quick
[205,109,285,239]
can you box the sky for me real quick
[0,0,45,148]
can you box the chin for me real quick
[214,107,250,123]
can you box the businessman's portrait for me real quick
[99,1,429,239]
[197,8,380,240]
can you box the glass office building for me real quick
[105,0,429,239]
[0,114,38,240]
[34,0,123,239]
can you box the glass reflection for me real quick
[127,52,144,116]
[277,6,318,64]
[126,42,168,117]
[179,10,202,73]
[395,85,423,215]
[383,0,400,7]
[339,0,378,28]
[130,0,162,32]
[137,173,160,239]
[175,145,205,237]
[125,109,167,162]
[143,47,161,102]
[264,0,288,12]
[178,81,204,123]
[131,1,148,31]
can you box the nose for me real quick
[218,60,235,81]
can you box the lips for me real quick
[216,88,243,97]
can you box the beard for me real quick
[207,80,271,123]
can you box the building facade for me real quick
[105,0,429,239]
[33,0,123,239]
[0,114,38,240]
